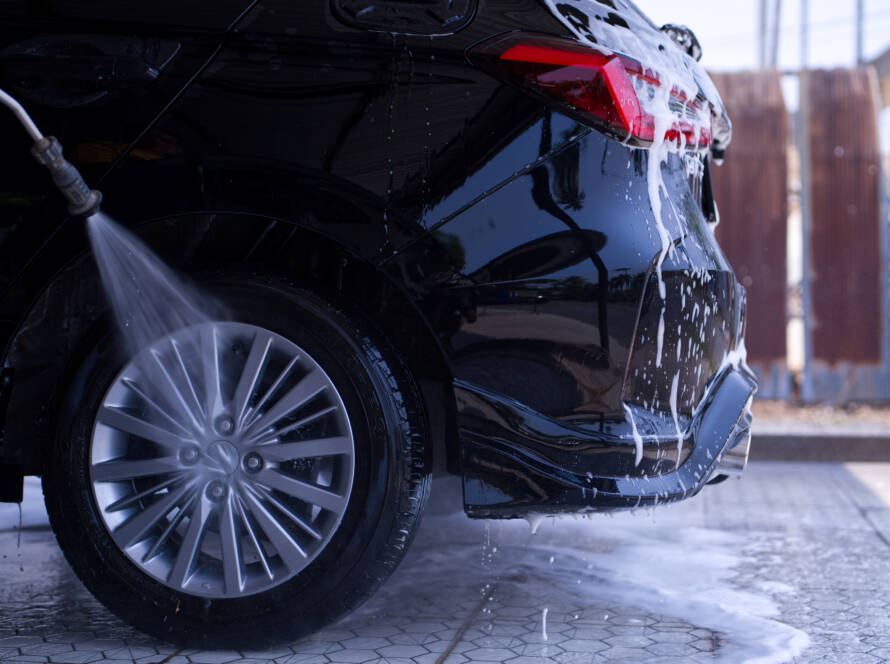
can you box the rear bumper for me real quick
[460,364,757,518]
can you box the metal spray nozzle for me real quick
[30,136,102,217]
[1,87,102,218]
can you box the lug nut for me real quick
[206,481,228,502]
[215,415,235,436]
[243,452,263,473]
[180,445,200,465]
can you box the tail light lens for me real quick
[469,33,711,149]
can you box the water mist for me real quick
[85,212,216,355]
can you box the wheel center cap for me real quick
[206,440,239,474]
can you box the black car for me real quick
[0,0,755,648]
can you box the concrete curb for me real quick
[750,433,890,462]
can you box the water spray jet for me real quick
[0,88,102,218]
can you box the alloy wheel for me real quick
[90,321,355,598]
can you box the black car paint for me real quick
[0,1,753,513]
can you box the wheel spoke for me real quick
[170,338,207,423]
[250,405,338,445]
[105,476,181,513]
[236,495,273,580]
[112,481,193,549]
[97,406,188,450]
[201,325,222,417]
[252,484,322,540]
[148,349,206,434]
[246,370,328,437]
[254,468,346,513]
[258,436,352,462]
[142,491,197,563]
[232,331,273,426]
[242,356,298,429]
[219,494,244,594]
[241,488,307,570]
[168,496,210,589]
[92,456,181,483]
[121,377,192,437]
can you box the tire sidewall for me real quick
[44,275,426,646]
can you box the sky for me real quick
[633,0,890,71]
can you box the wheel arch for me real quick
[1,207,458,478]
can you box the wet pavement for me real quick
[3,461,890,663]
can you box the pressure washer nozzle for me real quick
[30,136,102,217]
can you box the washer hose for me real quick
[0,88,102,217]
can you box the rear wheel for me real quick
[43,277,430,647]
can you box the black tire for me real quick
[43,275,431,648]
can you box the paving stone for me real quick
[689,637,719,652]
[514,642,564,657]
[0,636,45,647]
[644,641,698,657]
[103,646,158,660]
[462,646,518,661]
[290,641,343,655]
[401,622,448,634]
[375,644,429,658]
[354,625,402,638]
[341,637,392,651]
[72,640,126,652]
[49,652,105,664]
[387,632,437,647]
[44,633,96,644]
[6,464,890,664]
[648,630,695,644]
[20,643,73,657]
[559,638,608,653]
[241,648,296,659]
[566,627,610,641]
[187,652,246,664]
[468,635,520,649]
[551,654,608,664]
[279,656,330,664]
[604,635,652,648]
[326,648,380,663]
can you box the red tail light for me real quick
[469,34,711,149]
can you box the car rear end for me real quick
[451,0,757,515]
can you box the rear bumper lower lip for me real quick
[459,364,758,517]
[715,405,753,478]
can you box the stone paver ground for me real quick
[2,462,890,663]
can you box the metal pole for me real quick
[856,0,865,66]
[770,0,783,68]
[800,0,808,70]
[799,0,814,401]
[759,0,768,68]
[865,67,890,399]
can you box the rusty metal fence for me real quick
[710,71,790,398]
[709,68,889,403]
